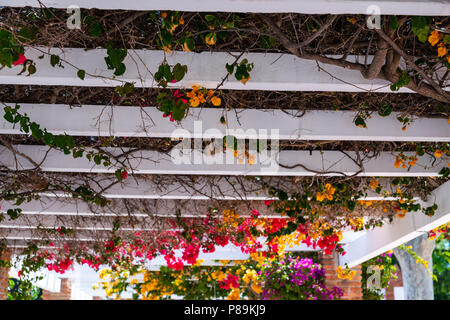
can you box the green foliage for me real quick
[8,278,42,300]
[154,62,187,87]
[115,82,135,96]
[361,251,398,300]
[0,29,25,68]
[433,237,450,300]
[77,69,86,80]
[226,58,254,83]
[105,42,127,76]
[390,70,411,91]
[410,16,431,43]
[378,104,392,117]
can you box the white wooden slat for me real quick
[339,180,450,268]
[1,103,449,142]
[0,197,280,218]
[0,144,445,177]
[0,47,424,93]
[1,0,448,16]
[38,176,412,201]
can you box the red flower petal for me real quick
[13,54,26,66]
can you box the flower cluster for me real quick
[259,254,343,300]
[186,86,221,107]
[428,30,449,62]
[316,184,336,202]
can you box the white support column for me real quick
[0,47,426,93]
[339,180,450,268]
[0,0,448,15]
[0,144,445,176]
[1,103,449,142]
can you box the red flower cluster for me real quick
[219,274,240,290]
[47,258,74,274]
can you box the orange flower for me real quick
[182,41,191,52]
[190,97,200,107]
[240,76,250,85]
[179,18,184,25]
[205,33,216,45]
[428,30,440,46]
[211,96,221,106]
[434,149,442,158]
[394,157,402,168]
[437,44,447,57]
[161,12,167,18]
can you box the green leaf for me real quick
[225,63,234,74]
[173,63,187,82]
[390,16,399,30]
[50,54,60,67]
[204,14,215,22]
[411,16,431,43]
[378,104,392,117]
[77,69,85,80]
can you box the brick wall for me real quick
[42,278,72,300]
[0,249,12,300]
[320,253,363,300]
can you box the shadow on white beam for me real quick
[0,0,448,15]
[1,103,449,142]
[0,47,427,93]
[339,180,450,268]
[0,144,445,177]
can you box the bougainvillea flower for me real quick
[13,53,27,66]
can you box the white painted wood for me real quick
[38,175,412,201]
[0,144,445,177]
[0,47,423,93]
[2,103,449,142]
[1,0,448,15]
[9,264,62,293]
[0,197,280,218]
[339,180,450,268]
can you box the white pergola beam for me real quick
[0,197,280,217]
[39,176,412,201]
[0,144,445,177]
[0,0,448,15]
[0,47,425,93]
[339,180,450,268]
[1,103,449,142]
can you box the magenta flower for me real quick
[13,53,27,66]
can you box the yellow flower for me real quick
[428,30,440,46]
[437,44,447,57]
[190,97,200,107]
[251,283,262,295]
[211,96,221,106]
[316,192,325,202]
[434,149,442,158]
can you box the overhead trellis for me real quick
[0,3,448,300]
